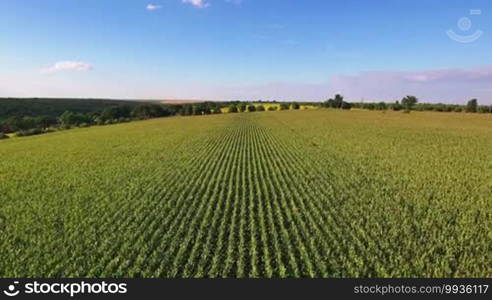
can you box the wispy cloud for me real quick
[182,0,209,8]
[41,61,93,74]
[146,4,162,11]
[328,66,492,103]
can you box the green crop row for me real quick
[0,110,490,277]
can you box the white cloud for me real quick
[146,4,162,11]
[182,0,209,8]
[41,61,93,74]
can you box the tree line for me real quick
[2,96,490,140]
[0,101,306,139]
[351,97,492,113]
[0,104,173,138]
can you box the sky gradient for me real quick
[1,0,491,103]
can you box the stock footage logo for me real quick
[446,9,483,43]
[3,281,20,297]
[1,280,128,298]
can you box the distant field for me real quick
[0,110,490,277]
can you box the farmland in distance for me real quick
[0,109,490,277]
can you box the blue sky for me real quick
[1,0,491,103]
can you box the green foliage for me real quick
[59,111,91,126]
[100,106,132,121]
[238,104,247,112]
[228,105,238,113]
[392,101,403,111]
[0,110,490,277]
[352,100,491,114]
[14,128,44,137]
[131,104,170,119]
[0,99,179,137]
[401,95,418,110]
[177,104,193,116]
[376,102,387,110]
[341,101,352,110]
[290,102,300,110]
[247,105,256,112]
[477,105,492,113]
[466,99,478,113]
[324,94,351,110]
[256,105,265,111]
[279,103,289,110]
[0,98,141,121]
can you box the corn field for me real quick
[0,110,490,277]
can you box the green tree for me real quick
[58,111,77,126]
[392,101,403,111]
[324,94,345,109]
[247,105,256,112]
[131,104,169,119]
[466,99,478,113]
[401,95,418,110]
[59,111,90,127]
[33,116,57,129]
[101,106,131,120]
[376,102,387,110]
[228,105,238,113]
[290,102,300,110]
[279,103,289,110]
[180,105,193,116]
[341,101,352,110]
[333,94,344,109]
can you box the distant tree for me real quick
[290,102,300,110]
[2,116,32,131]
[341,101,352,110]
[204,101,222,114]
[34,116,58,129]
[477,105,491,113]
[256,105,265,111]
[247,105,256,112]
[59,111,90,126]
[192,105,202,115]
[279,103,289,110]
[376,102,387,110]
[131,104,169,119]
[401,95,418,110]
[228,105,238,113]
[392,101,403,111]
[101,106,132,120]
[267,106,276,111]
[238,103,247,112]
[59,111,75,126]
[0,132,9,139]
[333,94,344,109]
[466,99,478,113]
[324,99,335,108]
[324,94,345,109]
[180,104,193,116]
